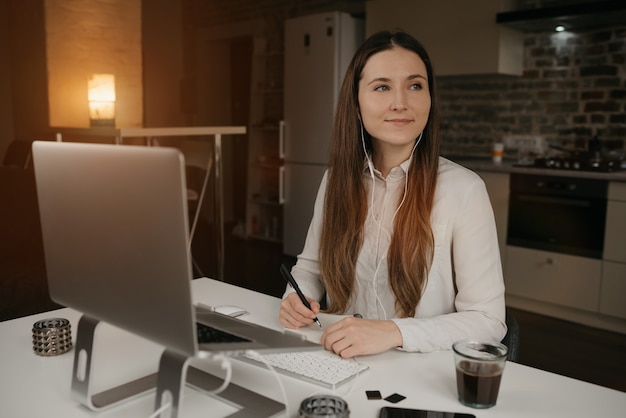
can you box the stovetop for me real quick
[522,157,623,172]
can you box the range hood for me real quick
[496,0,626,32]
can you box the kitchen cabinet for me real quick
[245,38,284,242]
[505,246,602,313]
[476,171,509,266]
[600,262,626,320]
[603,182,626,263]
[366,0,523,76]
[454,160,626,333]
[600,182,626,320]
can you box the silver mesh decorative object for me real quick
[299,395,350,418]
[32,318,73,356]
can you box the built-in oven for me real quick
[507,173,608,259]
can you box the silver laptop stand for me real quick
[71,314,285,417]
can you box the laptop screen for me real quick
[32,141,198,355]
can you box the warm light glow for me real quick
[88,101,116,120]
[88,74,116,101]
[88,74,116,126]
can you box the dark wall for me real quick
[142,0,187,127]
[5,1,50,146]
[0,1,15,160]
[180,0,366,125]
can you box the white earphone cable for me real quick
[245,350,290,413]
[359,118,376,220]
[369,131,423,319]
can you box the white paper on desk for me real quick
[286,313,352,344]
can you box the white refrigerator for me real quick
[282,12,363,256]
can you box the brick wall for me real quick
[438,27,626,157]
[46,0,143,128]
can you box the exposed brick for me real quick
[543,69,569,79]
[612,53,626,64]
[535,59,554,67]
[610,114,626,123]
[580,65,618,76]
[523,69,541,78]
[566,36,584,46]
[506,91,533,100]
[553,114,569,125]
[547,102,580,113]
[591,114,606,124]
[584,101,620,112]
[576,44,606,56]
[591,31,612,43]
[564,126,593,137]
[538,90,568,101]
[563,80,580,89]
[610,89,626,99]
[539,125,557,135]
[555,56,570,66]
[530,80,554,89]
[607,126,626,137]
[581,91,605,100]
[572,115,587,124]
[581,56,608,66]
[595,78,621,87]
[530,47,556,57]
[538,36,553,47]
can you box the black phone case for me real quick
[379,406,475,418]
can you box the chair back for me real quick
[502,310,520,362]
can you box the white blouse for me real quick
[285,157,507,352]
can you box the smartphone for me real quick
[379,406,476,418]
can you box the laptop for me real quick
[32,141,318,358]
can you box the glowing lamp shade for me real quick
[88,74,116,126]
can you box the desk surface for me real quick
[1,278,624,417]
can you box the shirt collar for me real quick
[361,157,412,181]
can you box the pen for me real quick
[280,264,322,328]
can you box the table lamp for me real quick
[88,73,116,127]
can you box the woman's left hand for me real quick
[320,317,403,358]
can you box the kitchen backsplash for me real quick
[438,25,626,158]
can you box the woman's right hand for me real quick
[279,292,321,329]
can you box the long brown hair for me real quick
[320,31,440,317]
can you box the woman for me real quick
[279,30,506,358]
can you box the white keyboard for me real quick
[240,350,369,389]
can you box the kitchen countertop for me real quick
[448,157,626,182]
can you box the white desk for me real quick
[1,278,625,417]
